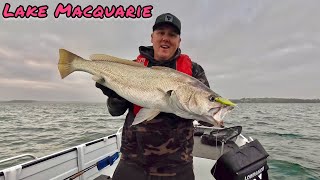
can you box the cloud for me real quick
[0,0,320,101]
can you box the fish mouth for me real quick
[208,106,234,127]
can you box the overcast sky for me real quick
[0,0,319,102]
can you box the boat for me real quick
[0,122,270,180]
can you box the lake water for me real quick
[0,102,319,179]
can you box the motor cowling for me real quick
[211,139,269,180]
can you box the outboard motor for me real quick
[211,139,269,180]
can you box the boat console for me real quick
[194,125,270,180]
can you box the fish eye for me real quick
[208,96,215,102]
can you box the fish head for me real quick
[172,85,236,127]
[191,90,236,127]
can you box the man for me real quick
[96,13,210,180]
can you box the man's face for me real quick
[151,24,181,61]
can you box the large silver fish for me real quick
[58,49,236,126]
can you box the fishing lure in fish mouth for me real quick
[214,97,236,107]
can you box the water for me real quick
[0,102,319,179]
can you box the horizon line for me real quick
[1,97,320,103]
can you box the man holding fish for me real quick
[58,13,235,180]
[95,13,232,180]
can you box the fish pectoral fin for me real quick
[90,54,145,67]
[166,90,173,96]
[155,88,175,97]
[92,75,105,83]
[156,88,175,104]
[131,108,160,126]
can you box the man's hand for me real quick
[95,82,121,98]
[198,121,214,127]
[96,82,129,116]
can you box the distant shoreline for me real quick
[1,98,320,103]
[0,100,104,103]
[230,98,320,103]
[0,100,37,103]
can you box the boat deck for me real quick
[94,135,239,180]
[193,136,239,159]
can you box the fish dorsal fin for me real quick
[151,66,177,72]
[151,66,193,79]
[90,54,126,61]
[89,54,145,67]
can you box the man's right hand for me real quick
[96,82,130,116]
[95,82,121,98]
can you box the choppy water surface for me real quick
[0,102,319,179]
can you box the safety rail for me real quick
[0,154,37,165]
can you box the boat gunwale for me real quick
[0,134,117,177]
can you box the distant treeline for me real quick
[231,98,320,103]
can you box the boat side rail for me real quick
[0,154,37,165]
[0,127,123,180]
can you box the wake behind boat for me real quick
[0,124,269,180]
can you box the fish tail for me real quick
[58,49,83,79]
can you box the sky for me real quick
[0,0,319,102]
